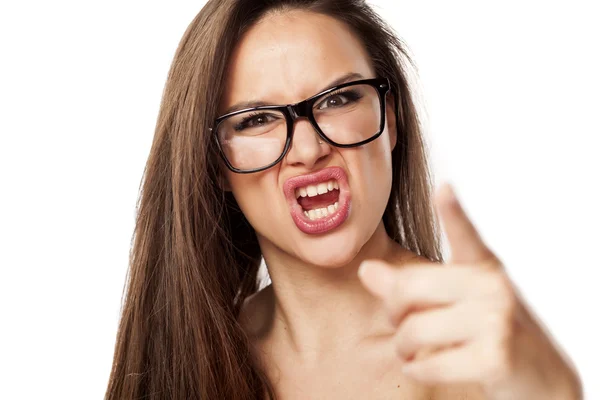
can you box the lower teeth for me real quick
[303,201,339,220]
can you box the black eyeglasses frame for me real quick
[211,77,391,174]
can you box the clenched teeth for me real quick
[303,202,339,220]
[295,180,339,198]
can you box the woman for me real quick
[105,0,582,398]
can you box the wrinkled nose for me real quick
[283,118,331,169]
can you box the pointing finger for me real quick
[435,183,496,265]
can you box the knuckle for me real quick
[484,272,517,308]
[394,316,426,359]
[486,271,509,294]
[399,317,423,344]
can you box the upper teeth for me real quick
[295,180,339,198]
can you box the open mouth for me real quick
[295,179,340,220]
[283,166,351,234]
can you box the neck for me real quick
[254,221,415,363]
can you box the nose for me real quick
[284,119,331,169]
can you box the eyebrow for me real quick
[221,72,366,115]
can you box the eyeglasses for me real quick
[212,77,391,173]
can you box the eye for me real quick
[246,114,269,127]
[316,89,362,110]
[320,94,348,109]
[234,112,279,131]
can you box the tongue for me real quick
[297,189,339,210]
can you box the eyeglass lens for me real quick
[216,83,382,171]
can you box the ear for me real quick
[385,91,398,151]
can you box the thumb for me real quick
[358,260,397,299]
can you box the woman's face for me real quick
[219,10,397,267]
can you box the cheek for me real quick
[354,128,394,180]
[228,174,263,210]
[346,130,394,214]
[226,171,284,231]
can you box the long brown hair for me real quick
[105,0,442,398]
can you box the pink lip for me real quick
[283,166,351,235]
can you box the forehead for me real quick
[220,10,375,112]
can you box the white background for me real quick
[1,1,598,398]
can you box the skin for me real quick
[220,9,582,400]
[359,184,582,400]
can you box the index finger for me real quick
[435,183,496,265]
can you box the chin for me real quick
[292,226,366,268]
[304,250,359,268]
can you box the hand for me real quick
[357,183,582,400]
